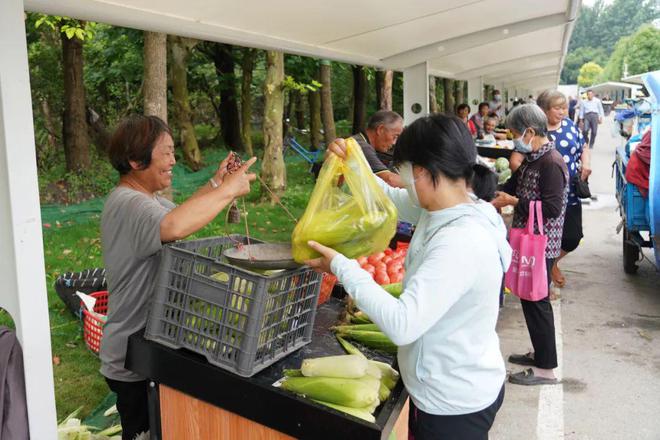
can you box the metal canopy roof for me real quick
[25,0,579,91]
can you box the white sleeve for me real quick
[330,230,476,346]
[374,175,422,225]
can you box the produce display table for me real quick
[126,298,409,440]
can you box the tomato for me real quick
[389,272,403,283]
[388,262,403,273]
[384,248,394,256]
[374,271,390,285]
[362,264,376,275]
[375,262,387,273]
[367,252,385,266]
[382,256,392,265]
[356,256,368,266]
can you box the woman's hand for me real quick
[221,157,257,198]
[324,138,348,160]
[305,241,339,274]
[580,150,592,181]
[491,191,517,210]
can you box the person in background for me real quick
[351,110,404,187]
[625,128,652,198]
[469,102,490,138]
[311,113,509,439]
[483,116,508,141]
[568,95,578,122]
[101,115,256,440]
[456,103,471,127]
[579,89,604,149]
[491,104,568,386]
[490,90,504,119]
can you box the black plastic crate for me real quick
[145,235,322,377]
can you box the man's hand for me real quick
[598,117,603,124]
[305,241,339,274]
[491,191,517,210]
[213,154,232,185]
[324,138,348,161]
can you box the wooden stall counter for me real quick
[126,298,409,440]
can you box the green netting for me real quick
[40,147,317,226]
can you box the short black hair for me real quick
[478,102,490,112]
[392,113,495,200]
[456,103,470,114]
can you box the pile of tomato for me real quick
[356,247,407,285]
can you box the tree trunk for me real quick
[143,31,171,199]
[143,32,168,123]
[169,35,202,171]
[375,69,393,111]
[61,28,90,172]
[240,48,257,157]
[308,88,322,151]
[429,76,438,113]
[444,78,456,114]
[261,51,286,203]
[294,91,305,130]
[455,80,465,107]
[210,43,243,150]
[319,61,336,144]
[352,65,367,133]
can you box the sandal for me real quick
[508,352,535,366]
[508,368,559,386]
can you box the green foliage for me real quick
[602,25,660,81]
[577,62,604,86]
[562,0,658,83]
[560,46,608,84]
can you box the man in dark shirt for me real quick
[352,110,404,187]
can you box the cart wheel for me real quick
[622,227,639,274]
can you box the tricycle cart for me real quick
[614,71,660,273]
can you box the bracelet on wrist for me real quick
[209,177,219,189]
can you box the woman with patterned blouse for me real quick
[492,104,568,386]
[510,90,592,288]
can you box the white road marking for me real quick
[536,295,564,439]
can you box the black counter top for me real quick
[477,145,513,159]
[126,298,408,440]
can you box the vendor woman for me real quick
[100,115,256,440]
[307,114,511,439]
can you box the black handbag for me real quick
[572,173,591,199]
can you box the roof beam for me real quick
[451,51,561,80]
[24,0,384,67]
[382,13,569,70]
[486,67,558,84]
[503,74,557,89]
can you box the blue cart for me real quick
[614,72,660,273]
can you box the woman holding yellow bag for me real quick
[306,114,511,440]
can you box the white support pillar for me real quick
[0,1,58,438]
[467,77,483,107]
[403,62,429,125]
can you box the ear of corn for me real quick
[300,354,368,379]
[336,335,366,358]
[283,368,304,377]
[311,400,376,423]
[368,360,400,390]
[332,323,380,332]
[291,137,398,263]
[378,381,391,402]
[335,329,397,354]
[281,376,379,408]
[382,282,403,298]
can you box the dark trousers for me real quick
[582,112,600,149]
[408,384,505,440]
[519,258,558,369]
[105,377,149,440]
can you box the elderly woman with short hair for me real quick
[491,104,568,385]
[510,90,591,288]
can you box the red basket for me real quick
[317,273,337,306]
[81,291,108,355]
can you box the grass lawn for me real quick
[1,146,318,420]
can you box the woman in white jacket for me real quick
[307,114,512,440]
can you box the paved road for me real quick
[491,116,660,440]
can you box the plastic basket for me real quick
[144,235,322,377]
[82,291,108,355]
[55,268,107,317]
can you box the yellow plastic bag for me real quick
[292,138,398,263]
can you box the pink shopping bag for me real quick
[504,201,548,301]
